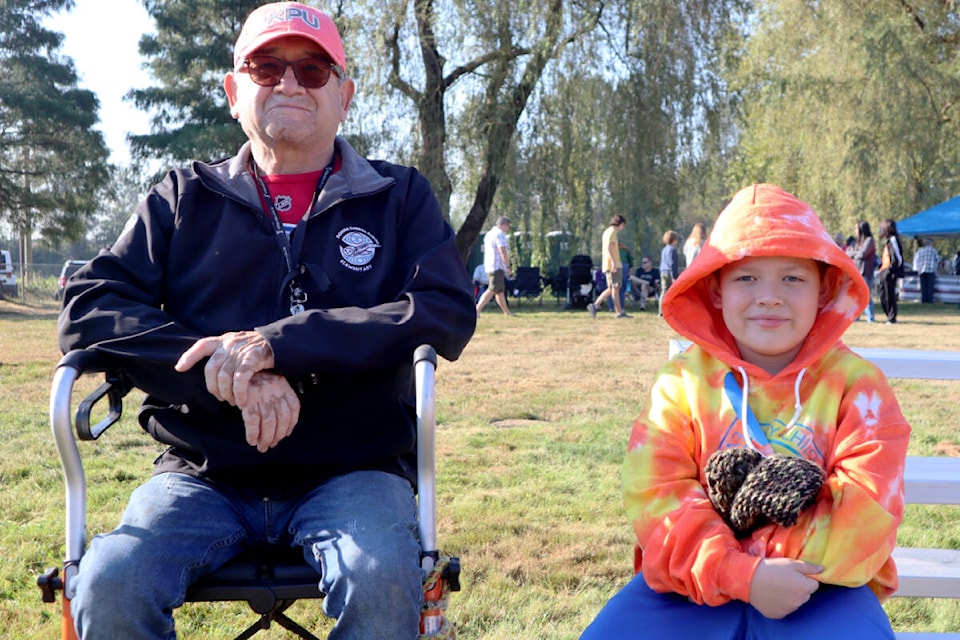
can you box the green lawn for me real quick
[1,298,958,638]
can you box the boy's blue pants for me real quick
[580,572,895,640]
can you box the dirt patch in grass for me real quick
[935,441,960,457]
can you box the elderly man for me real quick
[58,3,476,638]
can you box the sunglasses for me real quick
[240,55,343,89]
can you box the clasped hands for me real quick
[175,331,300,453]
[705,447,826,619]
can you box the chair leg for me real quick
[231,600,322,640]
[272,607,322,640]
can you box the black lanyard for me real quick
[250,158,333,315]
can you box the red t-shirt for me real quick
[256,156,342,231]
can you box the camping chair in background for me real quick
[511,266,547,306]
[550,266,568,302]
[566,254,595,310]
[38,345,460,640]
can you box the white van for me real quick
[0,249,18,297]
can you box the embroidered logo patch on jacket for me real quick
[337,227,381,271]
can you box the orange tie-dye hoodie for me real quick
[623,184,910,606]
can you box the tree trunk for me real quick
[453,0,586,263]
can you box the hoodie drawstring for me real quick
[734,366,807,454]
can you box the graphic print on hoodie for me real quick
[622,184,910,605]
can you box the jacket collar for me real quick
[195,136,395,216]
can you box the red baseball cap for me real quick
[234,2,346,72]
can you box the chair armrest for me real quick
[50,349,133,598]
[57,350,133,441]
[414,345,439,570]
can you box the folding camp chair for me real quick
[566,254,595,309]
[38,345,460,640]
[511,266,547,306]
[550,266,568,302]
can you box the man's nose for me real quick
[275,65,303,91]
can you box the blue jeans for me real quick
[580,572,894,640]
[659,272,675,315]
[71,471,422,639]
[863,274,875,321]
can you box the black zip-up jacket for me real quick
[59,138,476,497]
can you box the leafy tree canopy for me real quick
[0,0,110,250]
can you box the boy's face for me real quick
[710,256,828,375]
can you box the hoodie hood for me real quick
[662,184,868,378]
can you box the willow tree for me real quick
[726,0,960,232]
[347,0,605,262]
[491,0,751,262]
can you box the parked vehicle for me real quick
[0,250,17,298]
[55,260,87,301]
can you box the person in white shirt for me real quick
[476,216,513,316]
[471,263,489,301]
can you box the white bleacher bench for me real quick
[668,340,960,638]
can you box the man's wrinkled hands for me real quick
[175,331,275,406]
[175,332,299,452]
[241,372,301,452]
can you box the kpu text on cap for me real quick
[234,2,346,72]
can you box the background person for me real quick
[913,237,940,304]
[844,235,856,257]
[877,218,904,323]
[589,214,630,318]
[580,183,909,640]
[659,230,680,316]
[607,241,633,312]
[476,215,514,316]
[683,222,705,269]
[629,256,660,310]
[58,4,476,638]
[472,262,489,301]
[851,220,876,322]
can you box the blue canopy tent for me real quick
[898,196,960,238]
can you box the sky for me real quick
[45,0,155,165]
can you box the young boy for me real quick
[581,184,910,639]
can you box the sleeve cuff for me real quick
[716,550,762,603]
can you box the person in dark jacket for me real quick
[57,3,476,638]
[876,218,904,323]
[851,220,877,322]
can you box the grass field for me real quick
[1,296,958,638]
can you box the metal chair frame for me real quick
[38,345,456,640]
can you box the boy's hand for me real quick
[748,558,822,619]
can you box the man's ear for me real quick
[338,78,356,123]
[224,73,240,119]
[707,272,723,309]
